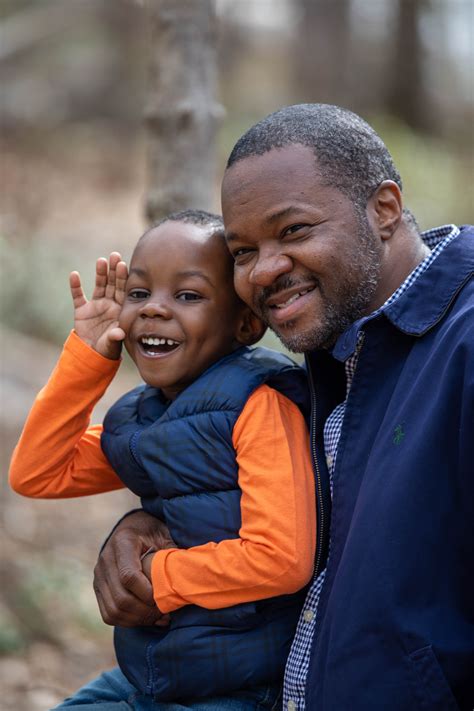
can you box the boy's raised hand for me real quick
[70,252,128,360]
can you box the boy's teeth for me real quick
[141,337,179,346]
[275,289,311,309]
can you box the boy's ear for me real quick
[235,307,267,346]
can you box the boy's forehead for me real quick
[132,221,233,279]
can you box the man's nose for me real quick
[139,300,173,319]
[249,252,293,287]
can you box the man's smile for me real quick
[259,281,318,325]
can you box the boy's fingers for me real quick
[91,258,109,300]
[108,327,126,343]
[69,271,87,309]
[109,252,122,268]
[115,261,128,305]
[105,253,123,300]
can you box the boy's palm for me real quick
[70,253,128,359]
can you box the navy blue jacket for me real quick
[305,226,474,710]
[102,346,310,701]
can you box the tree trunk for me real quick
[144,0,222,223]
[387,0,432,131]
[293,0,352,107]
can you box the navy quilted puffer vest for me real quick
[101,346,310,701]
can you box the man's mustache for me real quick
[256,275,319,314]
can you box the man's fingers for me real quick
[94,580,160,627]
[98,527,154,603]
[155,613,171,627]
[93,557,159,627]
[113,534,155,604]
[93,512,175,627]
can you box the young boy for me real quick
[10,210,315,710]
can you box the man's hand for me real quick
[93,510,175,627]
[70,252,128,360]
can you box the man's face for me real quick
[221,144,383,352]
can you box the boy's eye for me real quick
[176,292,202,301]
[128,289,149,300]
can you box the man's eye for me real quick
[232,248,254,263]
[283,224,307,236]
[128,289,149,300]
[176,292,202,301]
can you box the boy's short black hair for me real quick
[136,210,225,255]
[148,209,224,238]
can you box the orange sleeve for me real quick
[9,331,125,498]
[150,384,316,613]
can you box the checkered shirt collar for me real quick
[332,224,461,362]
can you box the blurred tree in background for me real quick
[0,1,472,708]
[144,0,222,221]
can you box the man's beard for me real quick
[256,214,382,353]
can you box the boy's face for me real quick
[119,221,249,400]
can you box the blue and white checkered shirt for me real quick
[282,224,460,711]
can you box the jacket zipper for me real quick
[307,359,325,578]
[306,331,366,579]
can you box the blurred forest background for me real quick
[1,0,473,708]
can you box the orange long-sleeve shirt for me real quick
[9,331,316,613]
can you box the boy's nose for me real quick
[249,252,293,288]
[139,301,173,319]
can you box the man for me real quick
[94,104,474,710]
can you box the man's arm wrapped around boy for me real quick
[94,385,316,626]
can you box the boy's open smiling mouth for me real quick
[138,335,182,357]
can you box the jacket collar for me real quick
[332,225,474,362]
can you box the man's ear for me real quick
[368,180,403,241]
[235,307,267,346]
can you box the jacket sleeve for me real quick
[150,384,316,612]
[9,331,125,498]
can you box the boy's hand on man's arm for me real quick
[70,252,128,360]
[93,510,175,627]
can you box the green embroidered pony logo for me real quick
[393,424,405,445]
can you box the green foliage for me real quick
[371,116,473,229]
[0,236,94,346]
[14,555,109,643]
[0,610,25,654]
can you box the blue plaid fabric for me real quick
[282,224,460,711]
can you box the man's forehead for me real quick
[222,144,328,227]
[223,144,321,195]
